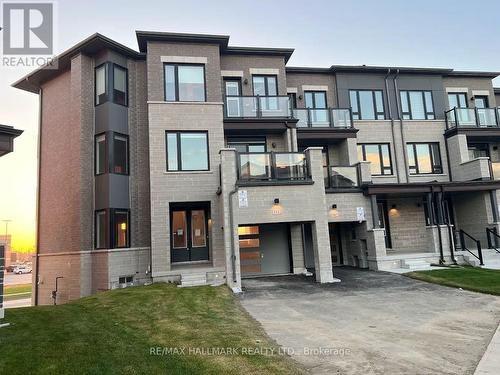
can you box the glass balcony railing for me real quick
[224,96,292,118]
[293,108,353,128]
[237,152,310,182]
[490,161,500,180]
[445,107,500,129]
[324,166,359,189]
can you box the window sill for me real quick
[148,101,223,105]
[409,173,447,177]
[164,170,213,175]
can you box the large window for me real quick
[448,92,468,108]
[357,143,392,175]
[94,209,130,249]
[166,131,209,171]
[95,63,128,106]
[400,91,434,120]
[349,90,385,120]
[407,143,442,175]
[95,132,129,175]
[164,64,205,102]
[252,75,277,96]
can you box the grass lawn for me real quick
[407,267,500,296]
[0,283,304,375]
[4,283,32,301]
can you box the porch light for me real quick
[274,198,280,204]
[120,222,127,231]
[329,204,339,218]
[389,204,399,217]
[272,198,282,215]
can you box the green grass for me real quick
[4,283,32,301]
[0,283,304,375]
[407,267,500,296]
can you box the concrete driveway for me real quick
[239,267,500,375]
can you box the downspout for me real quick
[393,70,409,182]
[384,69,400,182]
[34,86,42,306]
[228,187,239,284]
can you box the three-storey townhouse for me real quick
[13,31,500,305]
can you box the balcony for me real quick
[224,96,292,119]
[293,108,353,128]
[445,107,500,129]
[324,162,372,191]
[237,152,311,185]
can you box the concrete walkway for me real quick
[240,267,500,375]
[475,324,500,374]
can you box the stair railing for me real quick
[486,227,500,254]
[459,229,484,266]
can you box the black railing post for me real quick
[454,107,458,128]
[477,240,484,265]
[487,228,492,248]
[328,108,333,128]
[349,108,354,128]
[270,152,276,180]
[256,95,261,118]
[495,107,500,128]
[475,107,480,127]
[307,108,312,127]
[459,230,465,251]
[445,110,449,130]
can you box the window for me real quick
[95,210,107,249]
[400,91,434,120]
[349,90,385,120]
[357,144,392,175]
[113,210,129,248]
[288,93,297,109]
[227,137,266,153]
[407,143,442,175]
[95,134,107,175]
[112,134,128,174]
[95,63,128,106]
[468,143,489,160]
[166,131,209,171]
[252,75,277,96]
[164,64,205,102]
[448,92,468,108]
[305,91,327,109]
[95,132,129,175]
[475,96,489,108]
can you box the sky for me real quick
[1,0,500,252]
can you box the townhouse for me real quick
[13,31,500,305]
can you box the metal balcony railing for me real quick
[445,107,500,129]
[237,152,310,182]
[293,108,353,128]
[224,96,292,119]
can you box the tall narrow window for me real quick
[95,64,107,105]
[95,134,107,175]
[113,210,129,248]
[164,64,206,102]
[349,90,385,120]
[166,131,209,171]
[95,210,107,249]
[407,143,442,175]
[112,134,128,174]
[113,65,128,106]
[400,91,434,119]
[357,143,392,175]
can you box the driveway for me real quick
[239,267,500,375]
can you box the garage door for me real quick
[239,223,291,277]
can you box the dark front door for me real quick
[377,201,392,249]
[329,223,343,265]
[171,204,209,263]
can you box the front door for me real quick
[224,79,242,117]
[171,205,209,263]
[329,223,343,265]
[377,201,392,249]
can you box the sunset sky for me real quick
[1,0,500,252]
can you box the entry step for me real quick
[401,259,433,271]
[179,273,207,287]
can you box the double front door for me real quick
[171,204,209,263]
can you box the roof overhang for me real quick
[444,127,500,141]
[223,118,297,135]
[296,128,358,141]
[0,124,23,157]
[363,180,500,195]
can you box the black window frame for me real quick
[163,63,207,102]
[358,143,393,176]
[165,131,210,172]
[94,62,129,107]
[349,89,385,120]
[252,75,278,96]
[304,90,327,109]
[223,78,242,97]
[94,209,108,249]
[94,131,129,176]
[288,92,297,109]
[400,90,435,120]
[407,142,443,175]
[448,92,468,108]
[227,137,267,153]
[111,208,130,249]
[474,95,489,108]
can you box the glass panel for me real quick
[314,92,327,108]
[458,93,467,107]
[400,92,409,113]
[456,108,476,126]
[95,65,106,105]
[237,96,258,117]
[380,144,391,173]
[406,144,416,173]
[329,166,358,188]
[364,145,382,175]
[309,109,329,127]
[267,76,277,96]
[239,154,271,180]
[293,108,309,127]
[305,92,314,108]
[180,133,208,170]
[374,91,384,114]
[165,65,176,101]
[225,81,240,96]
[349,91,358,114]
[172,211,187,248]
[225,96,242,117]
[491,162,500,180]
[260,96,290,116]
[248,144,266,152]
[96,211,106,249]
[114,211,128,248]
[238,226,259,236]
[409,91,425,120]
[430,144,442,173]
[113,135,128,174]
[359,91,375,120]
[477,108,497,127]
[425,92,434,113]
[331,109,351,128]
[113,66,127,105]
[191,210,206,247]
[415,144,432,173]
[252,76,266,96]
[275,153,307,179]
[96,134,106,174]
[178,65,205,101]
[166,133,178,171]
[475,97,487,108]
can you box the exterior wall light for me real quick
[389,204,399,217]
[274,198,280,204]
[329,204,339,218]
[272,198,282,215]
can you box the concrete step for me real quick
[179,273,207,288]
[402,259,433,270]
